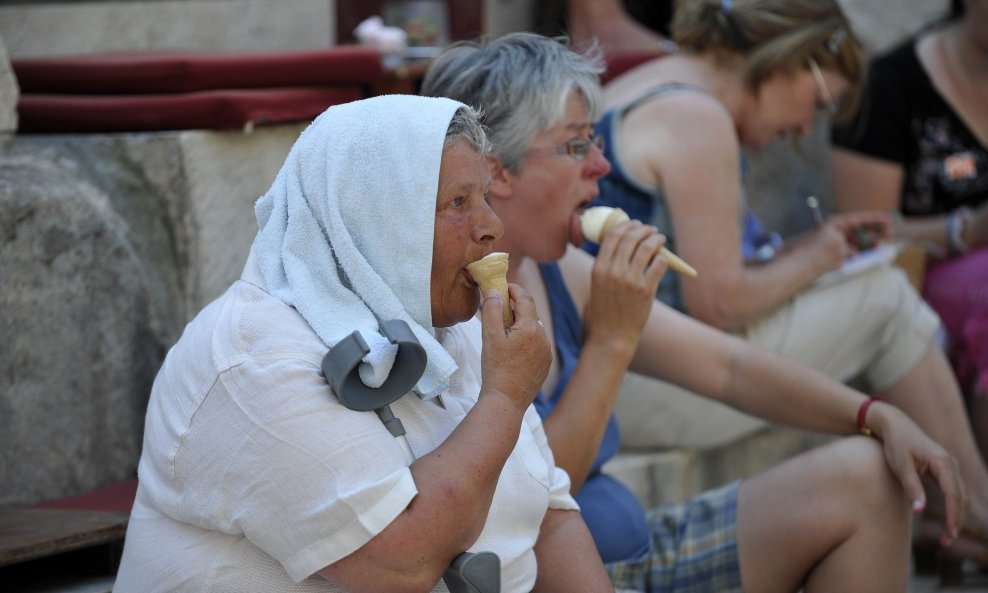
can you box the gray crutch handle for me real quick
[321,320,500,593]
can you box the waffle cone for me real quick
[466,252,513,328]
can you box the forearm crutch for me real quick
[322,319,500,593]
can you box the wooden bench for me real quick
[0,480,137,592]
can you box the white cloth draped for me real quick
[249,94,466,398]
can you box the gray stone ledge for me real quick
[0,0,334,59]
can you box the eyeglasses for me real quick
[808,57,838,117]
[529,134,605,161]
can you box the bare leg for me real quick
[880,344,988,534]
[566,0,671,53]
[737,438,911,593]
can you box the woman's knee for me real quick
[823,437,909,511]
[741,437,908,523]
[849,266,922,326]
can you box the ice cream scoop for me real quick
[580,206,630,243]
[580,206,698,277]
[466,252,513,328]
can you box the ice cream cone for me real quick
[466,252,513,328]
[580,206,698,277]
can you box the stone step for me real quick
[603,426,835,508]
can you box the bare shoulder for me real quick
[614,87,739,191]
[624,89,735,149]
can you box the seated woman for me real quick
[423,31,966,593]
[832,0,988,484]
[585,0,988,547]
[112,95,613,592]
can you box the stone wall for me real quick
[1,134,186,503]
[0,125,303,505]
[0,0,327,504]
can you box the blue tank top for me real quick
[587,84,781,311]
[587,85,694,312]
[533,262,650,563]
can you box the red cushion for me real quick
[12,46,383,95]
[18,86,363,133]
[34,479,139,514]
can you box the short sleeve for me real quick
[170,355,419,582]
[523,407,579,512]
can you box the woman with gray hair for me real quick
[113,95,613,593]
[423,31,966,593]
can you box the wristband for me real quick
[946,206,972,255]
[857,396,883,437]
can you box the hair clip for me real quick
[827,27,847,53]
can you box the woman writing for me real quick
[589,0,988,549]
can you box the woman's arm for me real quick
[320,287,552,593]
[623,95,847,330]
[542,228,667,491]
[628,299,966,535]
[832,146,905,212]
[532,509,615,593]
[834,146,988,251]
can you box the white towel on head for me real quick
[248,94,467,398]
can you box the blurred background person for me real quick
[587,0,988,557]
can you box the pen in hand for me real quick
[807,195,877,251]
[806,196,824,227]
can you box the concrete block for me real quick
[0,122,310,504]
[0,134,190,504]
[0,0,335,59]
[603,449,696,508]
[689,427,835,493]
[178,124,307,312]
[604,427,835,508]
[0,34,17,134]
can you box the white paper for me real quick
[813,242,907,288]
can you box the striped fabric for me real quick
[606,481,742,593]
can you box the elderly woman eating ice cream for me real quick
[113,95,615,593]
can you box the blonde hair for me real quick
[672,0,865,120]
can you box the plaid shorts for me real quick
[605,481,742,593]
